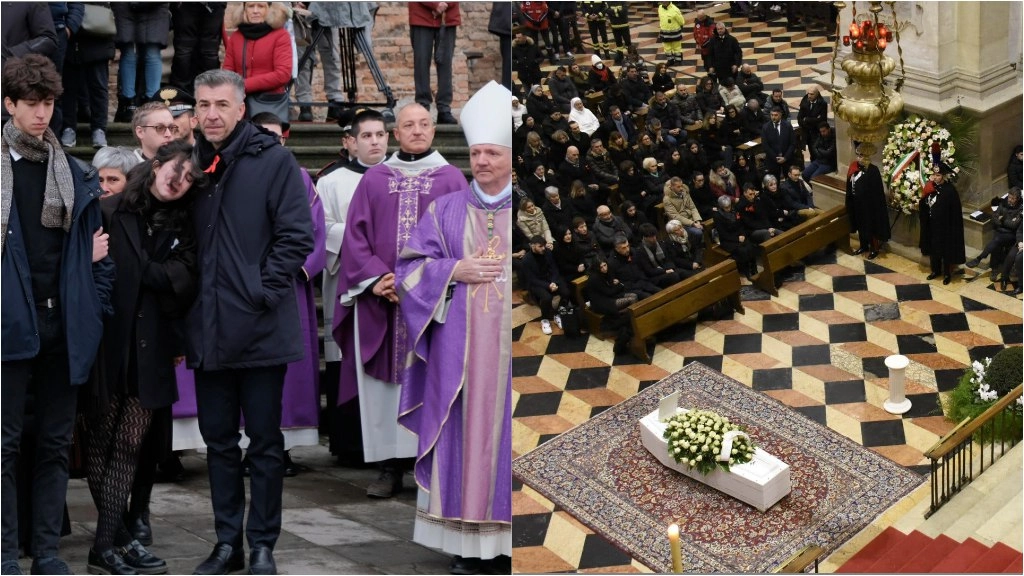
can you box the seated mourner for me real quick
[665,219,704,278]
[607,234,661,300]
[523,236,573,335]
[636,223,682,288]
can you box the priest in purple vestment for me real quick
[397,80,514,575]
[331,103,466,498]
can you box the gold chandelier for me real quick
[830,1,905,151]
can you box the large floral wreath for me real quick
[882,115,961,215]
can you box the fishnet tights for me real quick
[86,393,152,550]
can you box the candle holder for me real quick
[830,1,905,145]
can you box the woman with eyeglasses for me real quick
[85,140,206,575]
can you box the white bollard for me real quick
[883,354,912,414]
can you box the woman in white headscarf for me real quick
[568,97,601,136]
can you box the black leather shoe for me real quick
[128,514,152,547]
[437,112,458,125]
[926,272,940,280]
[88,548,137,575]
[449,556,481,575]
[193,543,245,575]
[121,540,167,574]
[247,547,276,575]
[943,275,952,285]
[852,247,865,255]
[867,250,879,260]
[283,451,297,478]
[1014,286,1022,296]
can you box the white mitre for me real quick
[460,80,513,149]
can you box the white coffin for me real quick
[639,392,791,512]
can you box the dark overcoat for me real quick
[927,182,967,265]
[98,194,197,410]
[845,162,891,242]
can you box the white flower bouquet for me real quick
[661,409,757,475]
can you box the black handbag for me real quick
[241,39,291,121]
[558,303,582,338]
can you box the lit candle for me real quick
[667,523,683,573]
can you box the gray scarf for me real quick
[1,120,76,253]
[643,240,666,266]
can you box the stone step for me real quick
[63,123,472,175]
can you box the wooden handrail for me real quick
[924,385,1023,459]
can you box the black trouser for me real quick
[499,34,512,91]
[977,229,1016,262]
[587,21,609,50]
[61,60,109,133]
[410,25,456,115]
[551,16,572,54]
[611,26,631,51]
[524,27,553,53]
[530,282,572,320]
[323,361,364,464]
[170,2,225,90]
[2,306,77,562]
[195,365,286,550]
[47,29,69,134]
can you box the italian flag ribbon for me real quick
[890,149,919,183]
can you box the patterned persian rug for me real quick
[513,362,925,573]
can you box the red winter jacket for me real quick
[409,2,462,28]
[222,3,292,95]
[520,1,550,31]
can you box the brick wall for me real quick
[104,2,507,122]
[311,1,505,115]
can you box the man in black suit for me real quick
[797,87,828,154]
[761,107,795,180]
[601,105,637,145]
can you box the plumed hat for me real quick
[461,80,512,148]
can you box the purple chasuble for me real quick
[331,156,465,404]
[396,185,513,524]
[281,170,327,429]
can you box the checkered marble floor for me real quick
[511,246,1023,573]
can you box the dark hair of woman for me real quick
[121,140,207,232]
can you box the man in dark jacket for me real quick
[523,236,572,334]
[636,223,681,287]
[761,107,796,179]
[593,205,632,252]
[802,122,837,182]
[649,91,683,147]
[547,66,578,112]
[601,105,638,145]
[797,87,828,154]
[1,54,114,576]
[542,186,576,236]
[617,65,652,114]
[706,22,742,82]
[607,234,660,300]
[188,69,314,576]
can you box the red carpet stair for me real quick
[836,526,1023,573]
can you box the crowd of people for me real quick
[1,3,513,576]
[511,9,839,349]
